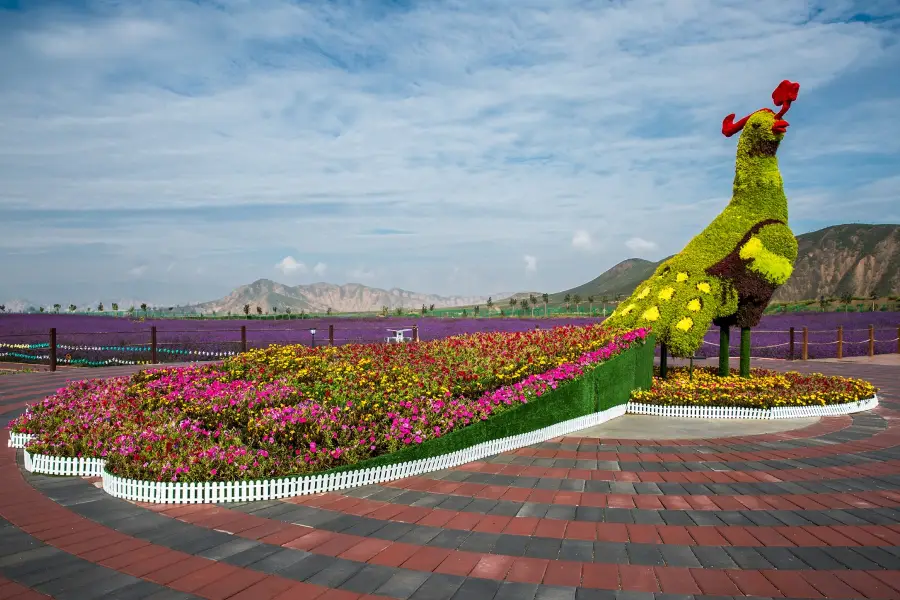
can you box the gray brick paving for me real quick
[0,519,202,600]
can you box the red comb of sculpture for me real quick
[722,80,800,137]
[772,80,800,118]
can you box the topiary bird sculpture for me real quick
[604,80,800,377]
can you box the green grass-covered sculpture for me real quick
[605,80,800,377]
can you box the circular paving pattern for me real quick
[1,359,899,599]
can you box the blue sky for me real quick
[1,0,899,307]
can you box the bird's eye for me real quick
[751,122,760,129]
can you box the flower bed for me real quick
[630,366,877,409]
[10,325,649,482]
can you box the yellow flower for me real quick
[696,282,711,294]
[619,304,635,316]
[676,317,693,331]
[658,287,674,301]
[686,298,701,312]
[637,287,650,299]
[676,272,688,282]
[642,306,660,321]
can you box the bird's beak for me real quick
[772,119,789,134]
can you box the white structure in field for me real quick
[385,328,412,343]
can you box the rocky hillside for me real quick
[559,224,900,303]
[771,224,900,301]
[551,258,668,302]
[189,279,511,314]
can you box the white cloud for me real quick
[275,256,307,275]
[0,1,898,303]
[571,230,594,252]
[524,255,537,274]
[625,237,658,254]
[127,265,148,278]
[348,267,375,281]
[313,262,327,276]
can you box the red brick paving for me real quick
[0,576,52,600]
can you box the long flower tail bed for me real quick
[627,395,877,419]
[11,405,628,503]
[8,325,649,482]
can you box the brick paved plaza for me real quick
[2,359,899,599]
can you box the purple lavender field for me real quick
[2,312,897,366]
[0,314,601,365]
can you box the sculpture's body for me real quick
[605,81,800,366]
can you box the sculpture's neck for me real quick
[730,137,788,222]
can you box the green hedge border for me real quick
[326,335,655,474]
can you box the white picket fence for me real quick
[626,394,878,419]
[7,432,33,449]
[23,451,105,477]
[11,404,629,504]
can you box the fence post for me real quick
[788,327,795,361]
[49,328,57,372]
[801,327,808,361]
[897,326,900,355]
[150,326,158,364]
[328,325,334,346]
[837,326,843,360]
[240,326,247,353]
[412,325,419,343]
[868,325,875,357]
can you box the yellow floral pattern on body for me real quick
[676,272,689,282]
[642,306,660,321]
[658,287,674,301]
[740,235,794,285]
[676,317,693,331]
[739,236,763,259]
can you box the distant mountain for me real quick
[552,258,670,303]
[0,299,37,313]
[0,298,159,314]
[556,224,900,303]
[187,280,514,314]
[77,299,156,311]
